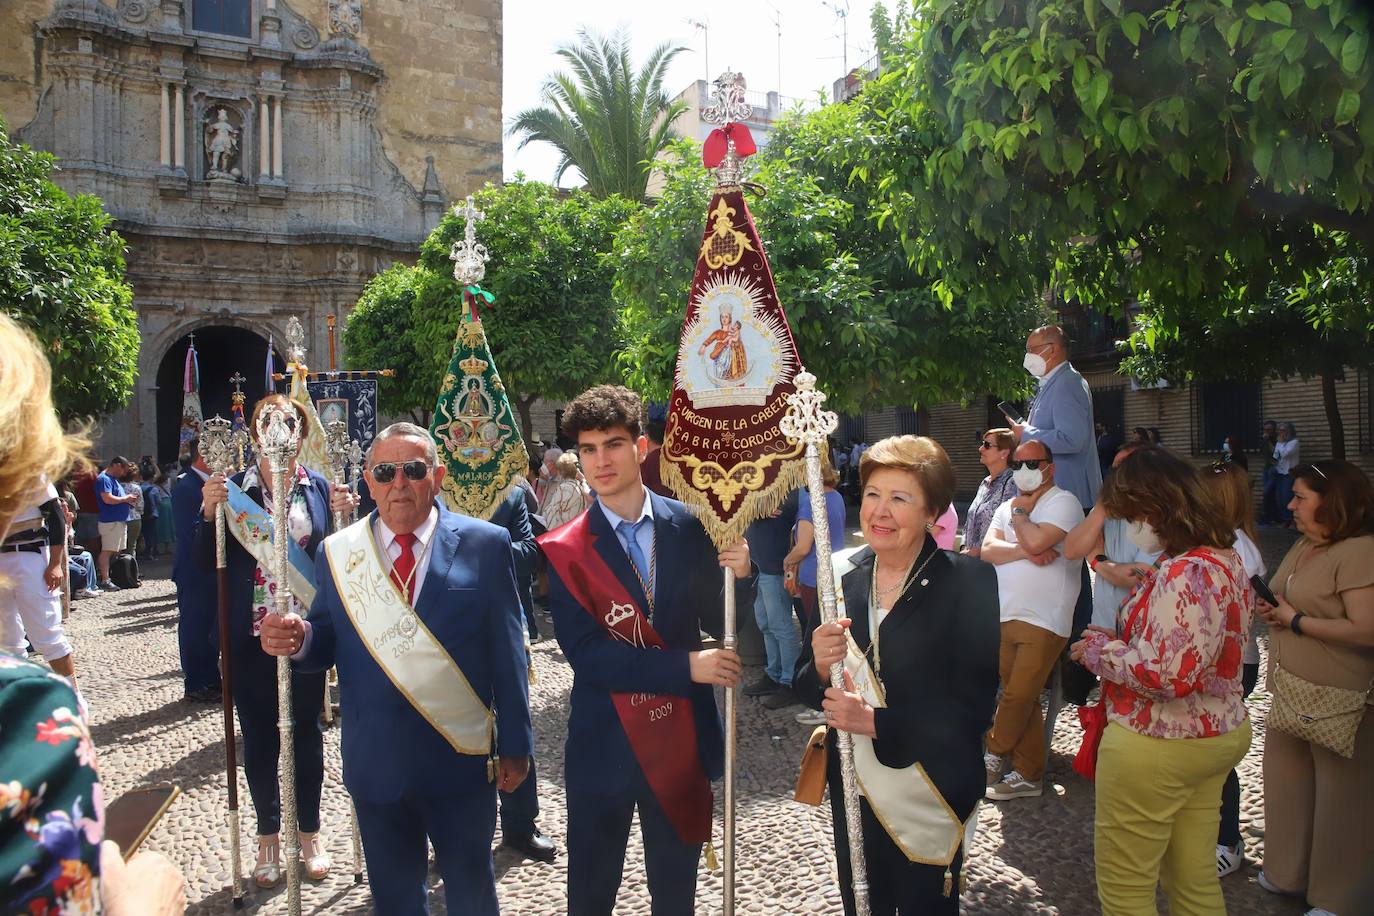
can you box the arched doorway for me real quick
[155,326,284,464]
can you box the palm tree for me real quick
[509,29,689,202]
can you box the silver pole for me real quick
[323,420,367,886]
[781,370,869,916]
[721,567,737,916]
[257,403,301,916]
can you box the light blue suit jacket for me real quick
[1025,361,1102,509]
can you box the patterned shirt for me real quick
[965,468,1017,551]
[1080,548,1251,739]
[0,654,102,914]
[243,464,312,636]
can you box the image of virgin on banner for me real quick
[662,187,807,548]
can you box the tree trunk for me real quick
[1321,371,1346,462]
[515,395,537,444]
[407,408,432,428]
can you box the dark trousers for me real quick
[566,770,701,916]
[1261,467,1280,524]
[174,575,221,693]
[354,788,498,916]
[231,635,324,835]
[498,756,539,838]
[829,762,961,916]
[1218,662,1261,847]
[1061,560,1098,705]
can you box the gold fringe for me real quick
[942,867,952,898]
[659,444,810,552]
[704,841,719,871]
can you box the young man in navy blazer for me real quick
[261,423,532,915]
[540,385,755,916]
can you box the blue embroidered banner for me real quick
[306,376,379,457]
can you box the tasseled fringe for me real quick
[704,841,719,871]
[942,867,952,898]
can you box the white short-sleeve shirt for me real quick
[989,486,1086,636]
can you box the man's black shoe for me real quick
[502,828,557,862]
[743,674,780,697]
[760,685,800,710]
[185,686,222,703]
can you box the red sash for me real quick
[539,511,713,845]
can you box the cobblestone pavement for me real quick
[67,552,1307,915]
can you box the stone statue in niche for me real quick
[204,108,242,180]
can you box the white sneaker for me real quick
[984,751,1004,786]
[986,770,1042,800]
[1305,909,1338,916]
[794,709,827,726]
[1216,842,1243,878]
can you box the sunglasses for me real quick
[979,440,997,450]
[370,460,431,483]
[1011,459,1047,470]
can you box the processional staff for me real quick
[256,400,304,916]
[781,371,871,916]
[323,418,366,887]
[200,416,245,910]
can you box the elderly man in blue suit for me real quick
[540,385,754,916]
[1008,324,1102,703]
[261,422,532,915]
[171,443,221,702]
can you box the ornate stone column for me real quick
[159,83,171,166]
[272,96,283,178]
[259,97,271,177]
[173,82,185,170]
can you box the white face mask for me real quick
[1126,519,1163,555]
[1023,351,1048,378]
[1012,466,1044,493]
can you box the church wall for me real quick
[0,0,51,129]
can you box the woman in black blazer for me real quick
[795,435,1000,916]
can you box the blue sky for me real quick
[502,0,882,184]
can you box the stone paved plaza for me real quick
[69,553,1307,915]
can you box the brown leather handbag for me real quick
[794,725,829,805]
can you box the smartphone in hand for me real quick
[1250,574,1279,607]
[997,400,1026,425]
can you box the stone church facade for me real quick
[1,0,501,460]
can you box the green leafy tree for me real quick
[508,29,689,201]
[0,118,137,420]
[344,179,638,434]
[614,124,1042,414]
[849,0,1374,451]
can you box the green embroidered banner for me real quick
[430,315,529,521]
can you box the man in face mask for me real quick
[1007,325,1103,704]
[979,440,1086,801]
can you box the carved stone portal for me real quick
[203,107,242,180]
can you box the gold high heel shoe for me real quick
[254,834,282,888]
[298,830,332,881]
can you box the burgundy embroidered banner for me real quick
[661,186,806,550]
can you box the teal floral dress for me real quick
[0,653,102,915]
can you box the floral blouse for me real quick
[1079,548,1251,739]
[0,654,102,914]
[965,468,1017,550]
[242,463,313,636]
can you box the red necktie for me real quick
[391,532,418,603]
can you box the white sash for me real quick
[324,517,492,756]
[833,551,980,866]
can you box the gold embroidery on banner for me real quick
[698,198,755,270]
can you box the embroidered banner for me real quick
[324,516,493,755]
[430,316,528,521]
[539,511,712,844]
[179,338,203,462]
[661,186,806,549]
[306,376,379,459]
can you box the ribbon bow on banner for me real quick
[462,284,495,323]
[703,122,757,169]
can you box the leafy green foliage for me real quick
[856,0,1374,340]
[344,179,637,431]
[614,123,1043,414]
[508,29,689,202]
[0,118,137,420]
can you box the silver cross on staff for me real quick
[449,195,489,286]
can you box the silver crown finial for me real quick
[449,195,490,286]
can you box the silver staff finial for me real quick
[449,195,489,286]
[200,416,236,476]
[323,419,350,480]
[256,399,301,472]
[701,71,752,187]
[285,315,308,367]
[781,369,839,446]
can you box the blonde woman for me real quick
[541,450,591,531]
